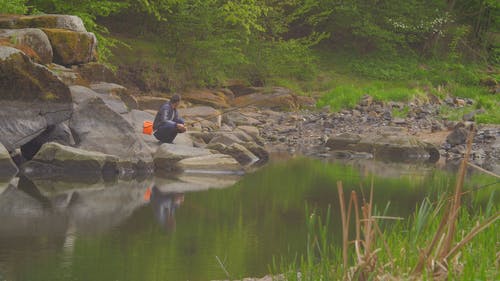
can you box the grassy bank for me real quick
[272,195,498,280]
[273,50,499,124]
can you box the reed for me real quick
[271,126,499,280]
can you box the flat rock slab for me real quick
[326,132,440,162]
[154,144,213,171]
[21,142,119,182]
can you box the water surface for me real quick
[0,157,497,281]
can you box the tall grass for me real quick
[270,127,500,280]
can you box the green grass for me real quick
[282,50,499,124]
[271,191,499,280]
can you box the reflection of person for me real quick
[145,186,184,233]
[153,94,186,144]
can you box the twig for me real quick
[215,255,231,279]
[445,211,500,260]
[467,162,500,179]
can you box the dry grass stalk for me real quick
[337,181,349,270]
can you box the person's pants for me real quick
[154,125,178,143]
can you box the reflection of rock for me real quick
[154,174,239,192]
[327,158,436,179]
[0,143,18,179]
[0,178,68,236]
[66,179,152,234]
[177,154,242,172]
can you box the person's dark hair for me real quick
[170,94,181,104]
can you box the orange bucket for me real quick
[143,121,153,135]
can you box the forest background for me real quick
[2,0,499,123]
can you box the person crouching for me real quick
[153,94,186,143]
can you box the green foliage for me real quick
[0,0,27,14]
[26,0,129,62]
[272,190,499,280]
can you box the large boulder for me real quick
[42,28,96,65]
[154,144,213,172]
[0,46,72,152]
[0,28,53,64]
[0,14,87,32]
[21,142,120,182]
[0,143,18,179]
[69,86,153,166]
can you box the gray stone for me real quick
[70,85,128,114]
[446,127,469,146]
[223,143,259,166]
[0,46,72,151]
[21,142,119,181]
[154,144,213,171]
[69,86,153,165]
[0,28,53,63]
[209,133,243,146]
[47,63,82,85]
[241,142,269,163]
[326,132,439,162]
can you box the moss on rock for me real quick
[42,28,96,65]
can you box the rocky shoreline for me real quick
[1,14,499,184]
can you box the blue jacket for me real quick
[153,102,184,131]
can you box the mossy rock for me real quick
[0,46,70,101]
[0,28,53,64]
[0,14,86,32]
[0,46,72,151]
[42,28,97,66]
